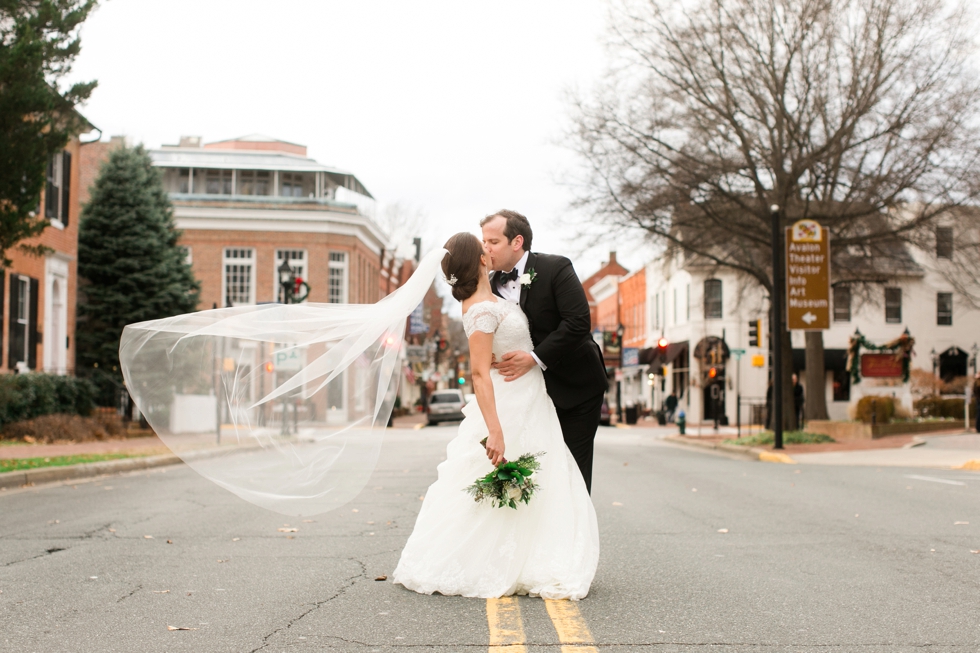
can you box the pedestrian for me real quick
[792,373,805,430]
[765,380,773,430]
[665,391,678,423]
[973,373,980,433]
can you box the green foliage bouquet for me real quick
[467,439,544,509]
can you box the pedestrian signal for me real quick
[748,319,762,347]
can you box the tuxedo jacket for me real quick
[492,252,608,410]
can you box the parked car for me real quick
[599,397,611,426]
[426,390,466,426]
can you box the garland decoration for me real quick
[845,328,915,385]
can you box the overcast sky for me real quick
[68,0,654,309]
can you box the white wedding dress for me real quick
[392,299,600,600]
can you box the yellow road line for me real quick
[486,597,526,652]
[544,599,598,652]
[413,422,425,430]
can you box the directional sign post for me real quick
[785,219,831,330]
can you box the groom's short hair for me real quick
[481,209,532,251]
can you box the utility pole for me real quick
[770,205,785,450]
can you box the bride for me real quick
[392,233,599,600]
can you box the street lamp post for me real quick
[930,348,938,394]
[277,259,310,305]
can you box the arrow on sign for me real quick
[801,312,817,325]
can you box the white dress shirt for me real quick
[496,251,547,370]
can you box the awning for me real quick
[792,348,848,373]
[640,341,689,367]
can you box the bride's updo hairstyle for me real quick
[442,233,485,301]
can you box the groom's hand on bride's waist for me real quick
[493,351,536,382]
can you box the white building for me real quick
[643,220,979,425]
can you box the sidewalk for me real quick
[0,435,169,460]
[667,429,980,469]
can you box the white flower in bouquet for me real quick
[506,485,523,501]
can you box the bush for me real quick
[0,374,97,428]
[2,412,125,444]
[855,395,896,424]
[725,431,835,446]
[914,396,964,419]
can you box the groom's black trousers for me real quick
[555,392,604,494]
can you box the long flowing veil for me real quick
[119,248,448,516]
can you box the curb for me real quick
[0,453,182,490]
[663,435,797,464]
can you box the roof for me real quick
[149,147,373,199]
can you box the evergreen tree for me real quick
[0,0,98,265]
[77,145,200,405]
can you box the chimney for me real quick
[179,136,202,148]
[608,251,617,265]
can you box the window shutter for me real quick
[8,276,21,370]
[28,277,40,370]
[61,151,72,226]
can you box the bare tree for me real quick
[566,0,980,428]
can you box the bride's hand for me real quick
[485,430,506,466]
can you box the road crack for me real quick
[248,557,369,653]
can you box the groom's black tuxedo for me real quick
[492,251,608,492]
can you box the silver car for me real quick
[426,390,466,426]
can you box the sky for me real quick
[66,0,653,290]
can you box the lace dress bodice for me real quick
[462,300,534,358]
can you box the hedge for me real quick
[914,396,966,420]
[0,374,96,428]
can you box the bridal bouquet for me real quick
[466,439,544,509]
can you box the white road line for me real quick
[905,475,966,486]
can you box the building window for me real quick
[937,292,953,326]
[328,251,347,303]
[45,152,70,224]
[832,367,850,402]
[884,287,902,323]
[833,285,851,322]
[280,172,306,197]
[238,170,271,196]
[703,279,722,320]
[936,227,953,259]
[275,250,307,303]
[223,248,255,305]
[205,169,233,195]
[8,275,37,370]
[163,168,191,193]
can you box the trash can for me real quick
[656,409,667,426]
[625,405,638,425]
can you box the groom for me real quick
[481,210,609,493]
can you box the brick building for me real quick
[146,135,385,309]
[2,118,93,375]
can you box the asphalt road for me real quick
[1,425,978,652]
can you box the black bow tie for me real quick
[498,268,520,285]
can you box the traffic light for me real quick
[264,362,274,373]
[708,366,718,379]
[438,338,448,352]
[457,376,465,385]
[748,319,762,347]
[657,336,668,352]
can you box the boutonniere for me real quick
[519,269,538,286]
